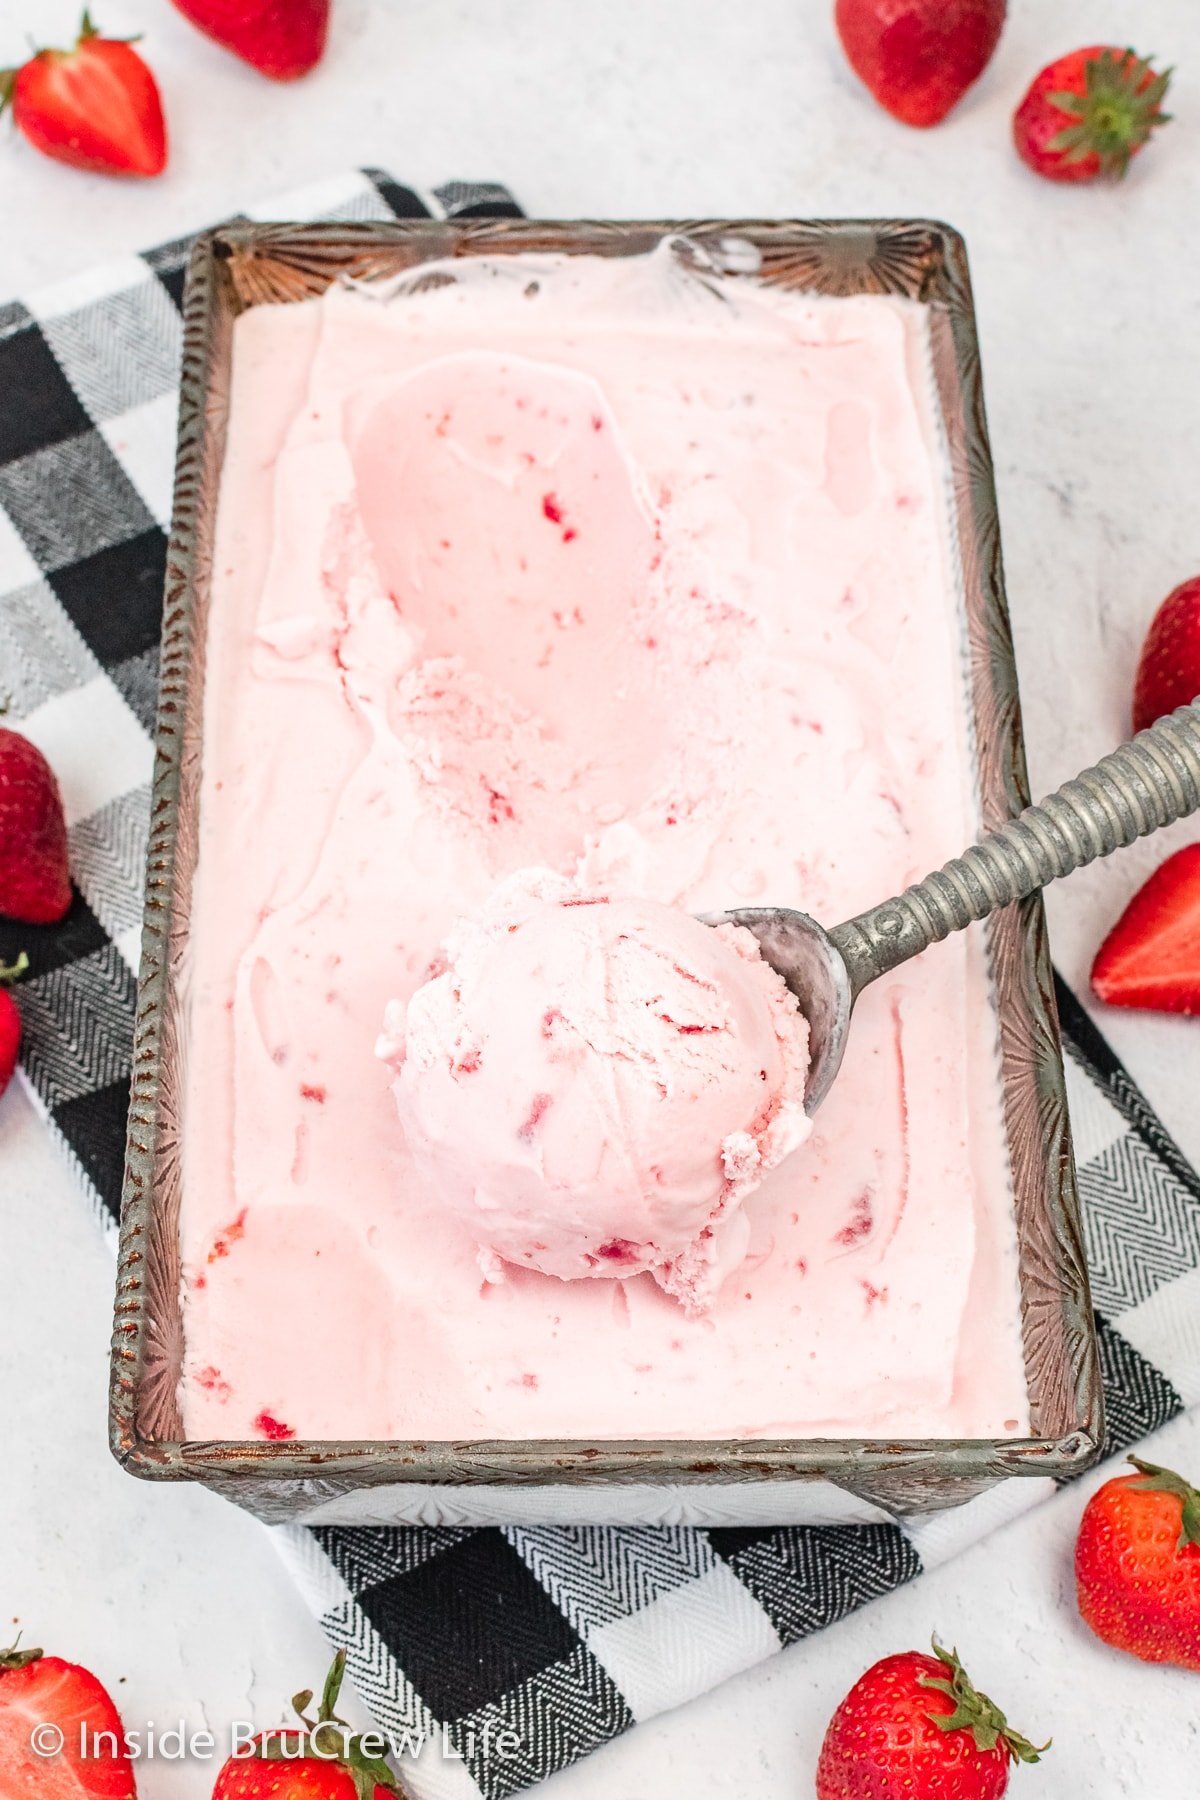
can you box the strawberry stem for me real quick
[256,1654,401,1795]
[918,1636,1049,1764]
[75,9,141,48]
[0,1637,43,1671]
[318,1650,348,1721]
[1128,1456,1200,1551]
[0,954,29,987]
[23,9,141,60]
[1047,48,1172,179]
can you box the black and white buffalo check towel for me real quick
[2,171,1199,1800]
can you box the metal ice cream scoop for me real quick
[705,700,1200,1114]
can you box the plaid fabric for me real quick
[2,170,1198,1800]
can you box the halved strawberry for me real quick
[0,1642,136,1798]
[1133,576,1200,733]
[0,10,167,178]
[1091,845,1200,1015]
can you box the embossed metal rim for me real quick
[108,219,1103,1514]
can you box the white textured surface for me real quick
[2,0,1200,1791]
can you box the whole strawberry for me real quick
[1014,46,1172,183]
[0,954,28,1100]
[0,1640,136,1798]
[834,0,1006,128]
[169,0,330,81]
[0,10,166,178]
[1091,844,1200,1015]
[1133,577,1200,733]
[1077,1456,1200,1670]
[212,1652,397,1800]
[0,727,72,924]
[816,1637,1046,1799]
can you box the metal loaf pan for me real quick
[109,219,1102,1526]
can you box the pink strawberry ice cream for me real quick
[178,240,1031,1444]
[378,870,810,1311]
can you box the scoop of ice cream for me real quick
[378,869,811,1312]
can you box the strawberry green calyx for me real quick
[0,1638,44,1670]
[1128,1456,1200,1551]
[1048,49,1172,179]
[258,1651,401,1800]
[74,10,140,48]
[0,7,139,97]
[72,8,141,48]
[0,954,28,986]
[918,1636,1049,1764]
